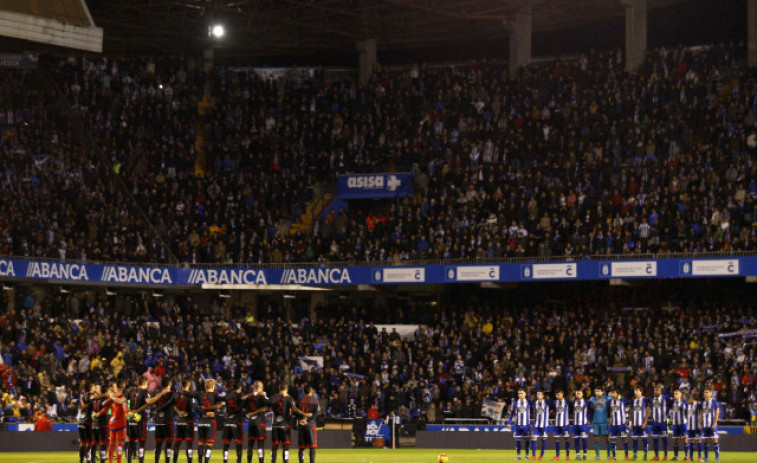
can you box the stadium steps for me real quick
[195,97,216,177]
[290,193,333,234]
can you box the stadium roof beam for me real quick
[384,0,509,21]
[0,0,102,52]
[507,0,532,74]
[80,0,693,59]
[357,38,376,85]
[750,0,757,67]
[623,0,648,71]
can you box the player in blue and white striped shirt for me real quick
[608,388,629,461]
[668,389,688,461]
[552,390,572,460]
[649,385,670,460]
[532,391,550,460]
[630,386,650,461]
[510,389,532,460]
[698,389,719,463]
[685,392,701,462]
[573,389,591,460]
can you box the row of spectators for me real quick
[1,280,755,424]
[0,67,166,263]
[2,43,756,264]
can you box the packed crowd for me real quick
[1,42,755,264]
[1,280,755,425]
[0,67,167,263]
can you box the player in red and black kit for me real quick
[221,381,245,463]
[196,378,226,463]
[127,377,172,463]
[243,381,269,463]
[269,383,311,463]
[173,379,197,463]
[296,385,320,463]
[126,378,149,463]
[92,382,113,463]
[78,381,101,463]
[148,378,175,463]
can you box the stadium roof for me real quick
[0,0,94,27]
[84,0,694,60]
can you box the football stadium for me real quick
[0,1,756,462]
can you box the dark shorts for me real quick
[155,422,175,442]
[78,423,92,444]
[247,421,266,441]
[271,425,291,446]
[91,426,109,445]
[222,421,243,444]
[127,420,147,442]
[671,424,687,438]
[175,421,195,442]
[532,427,547,439]
[513,425,531,438]
[572,425,590,438]
[198,419,217,444]
[631,425,647,438]
[649,423,667,437]
[609,425,628,438]
[297,426,317,449]
[553,426,571,437]
[687,429,700,439]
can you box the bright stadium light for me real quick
[211,24,225,39]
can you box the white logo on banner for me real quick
[26,262,89,280]
[187,269,268,285]
[279,268,352,285]
[690,260,739,276]
[609,261,657,277]
[101,266,173,284]
[347,176,384,189]
[379,268,426,283]
[386,175,401,191]
[365,420,383,438]
[450,266,500,281]
[0,259,15,277]
[527,263,577,279]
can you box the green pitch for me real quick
[0,451,754,463]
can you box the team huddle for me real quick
[75,377,319,463]
[507,386,721,463]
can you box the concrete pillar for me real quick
[309,292,326,323]
[240,291,258,320]
[623,0,647,72]
[750,0,757,67]
[356,38,377,85]
[508,1,532,74]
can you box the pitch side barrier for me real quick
[0,255,752,287]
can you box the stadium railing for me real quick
[3,250,757,270]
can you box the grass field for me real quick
[0,450,753,463]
